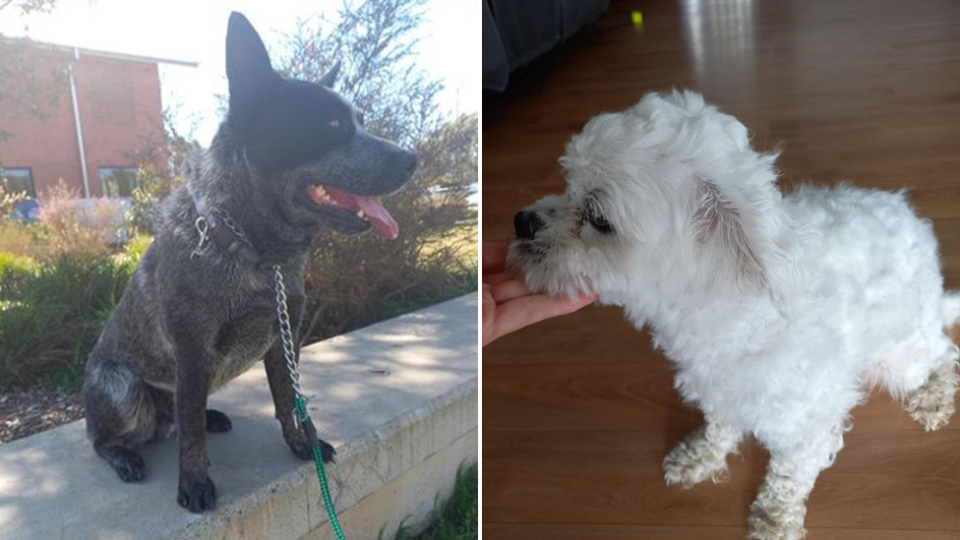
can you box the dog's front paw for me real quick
[286,431,337,463]
[663,439,729,488]
[177,474,217,513]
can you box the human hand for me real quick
[482,242,597,346]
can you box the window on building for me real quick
[1,167,36,198]
[99,167,141,198]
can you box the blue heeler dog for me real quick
[82,12,416,512]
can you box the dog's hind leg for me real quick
[900,296,960,431]
[903,344,959,431]
[663,419,742,488]
[84,362,157,482]
[205,409,232,433]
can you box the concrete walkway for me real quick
[0,293,478,540]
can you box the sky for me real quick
[0,0,479,144]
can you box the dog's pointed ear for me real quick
[691,175,772,292]
[319,61,341,88]
[226,12,276,132]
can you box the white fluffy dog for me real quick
[507,90,960,540]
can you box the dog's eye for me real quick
[589,214,612,233]
[327,119,341,129]
[582,196,613,234]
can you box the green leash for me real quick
[294,397,346,540]
[274,265,347,540]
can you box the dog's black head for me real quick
[224,12,416,240]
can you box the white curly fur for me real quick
[508,90,960,540]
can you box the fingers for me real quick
[482,240,598,346]
[484,272,513,287]
[490,278,530,303]
[482,242,511,273]
[490,292,596,342]
[482,284,498,346]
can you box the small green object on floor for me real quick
[632,10,643,25]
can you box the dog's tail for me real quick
[944,291,960,330]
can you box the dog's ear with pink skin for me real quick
[691,175,778,295]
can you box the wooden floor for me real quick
[482,0,960,539]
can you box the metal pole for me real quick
[68,47,90,198]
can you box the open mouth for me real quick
[306,184,400,240]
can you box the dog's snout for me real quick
[514,211,543,239]
[399,151,418,177]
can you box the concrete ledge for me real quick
[0,294,478,540]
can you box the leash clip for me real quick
[191,216,210,259]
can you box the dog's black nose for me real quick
[514,210,543,239]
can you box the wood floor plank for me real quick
[483,523,960,540]
[484,357,959,432]
[484,430,959,530]
[484,468,958,530]
[484,430,960,479]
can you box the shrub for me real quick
[0,251,37,297]
[39,181,122,258]
[0,181,26,215]
[0,254,134,391]
[0,219,48,259]
[114,234,153,273]
[124,164,184,236]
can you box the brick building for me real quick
[0,39,196,199]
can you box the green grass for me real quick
[0,254,134,392]
[385,463,478,540]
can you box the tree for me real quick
[0,0,57,18]
[0,2,66,193]
[0,0,66,146]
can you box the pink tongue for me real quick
[354,195,399,240]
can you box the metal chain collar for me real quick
[273,264,302,400]
[191,208,256,261]
[220,211,254,248]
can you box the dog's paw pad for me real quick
[178,475,217,513]
[206,409,233,433]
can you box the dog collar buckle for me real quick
[189,196,264,266]
[191,216,211,260]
